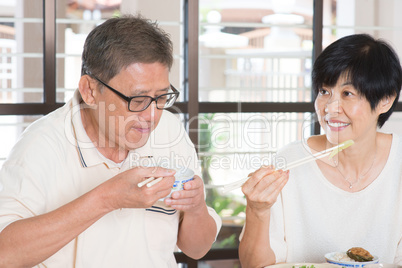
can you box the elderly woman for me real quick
[239,34,402,267]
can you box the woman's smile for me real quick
[325,119,350,131]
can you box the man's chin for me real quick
[124,135,150,150]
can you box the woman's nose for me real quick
[325,99,340,116]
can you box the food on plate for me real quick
[347,247,374,262]
[330,252,354,262]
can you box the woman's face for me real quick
[314,76,383,145]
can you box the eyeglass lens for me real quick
[129,93,177,112]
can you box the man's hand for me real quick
[165,175,218,259]
[163,175,205,212]
[101,166,176,211]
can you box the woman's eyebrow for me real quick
[341,81,353,87]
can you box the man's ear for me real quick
[78,75,97,106]
[378,95,396,114]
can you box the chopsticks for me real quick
[222,140,354,193]
[136,156,163,188]
[137,176,164,188]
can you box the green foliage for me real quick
[214,234,237,249]
[199,113,215,153]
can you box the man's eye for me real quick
[131,97,148,104]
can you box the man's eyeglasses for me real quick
[90,75,179,112]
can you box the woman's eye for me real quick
[343,91,353,97]
[319,88,328,95]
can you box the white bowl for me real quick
[325,252,379,268]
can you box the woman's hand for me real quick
[242,166,289,216]
[239,166,289,268]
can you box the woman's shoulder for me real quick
[278,135,324,155]
[276,135,325,165]
[393,133,402,145]
[277,140,304,154]
[390,133,402,156]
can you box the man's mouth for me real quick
[133,126,151,133]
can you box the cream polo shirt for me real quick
[0,90,221,268]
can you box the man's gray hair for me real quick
[81,14,173,83]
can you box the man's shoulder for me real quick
[146,110,194,150]
[154,111,184,135]
[158,110,181,124]
[24,102,71,138]
[5,102,73,163]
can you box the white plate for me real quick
[325,252,379,267]
[266,263,341,268]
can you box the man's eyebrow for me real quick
[131,87,169,96]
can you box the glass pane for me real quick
[323,0,402,59]
[381,111,402,136]
[198,112,315,241]
[0,115,42,168]
[56,0,185,102]
[199,0,314,102]
[0,0,43,103]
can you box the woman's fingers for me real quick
[243,166,276,190]
[242,169,289,209]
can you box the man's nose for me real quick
[139,101,157,121]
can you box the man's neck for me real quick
[80,108,129,164]
[96,146,128,164]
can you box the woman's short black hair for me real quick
[312,34,402,127]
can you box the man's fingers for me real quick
[134,166,176,178]
[137,177,155,187]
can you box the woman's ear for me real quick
[378,95,396,114]
[78,75,97,106]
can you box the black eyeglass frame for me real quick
[90,74,180,112]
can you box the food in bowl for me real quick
[347,247,374,262]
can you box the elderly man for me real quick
[0,15,221,267]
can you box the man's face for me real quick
[92,62,170,151]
